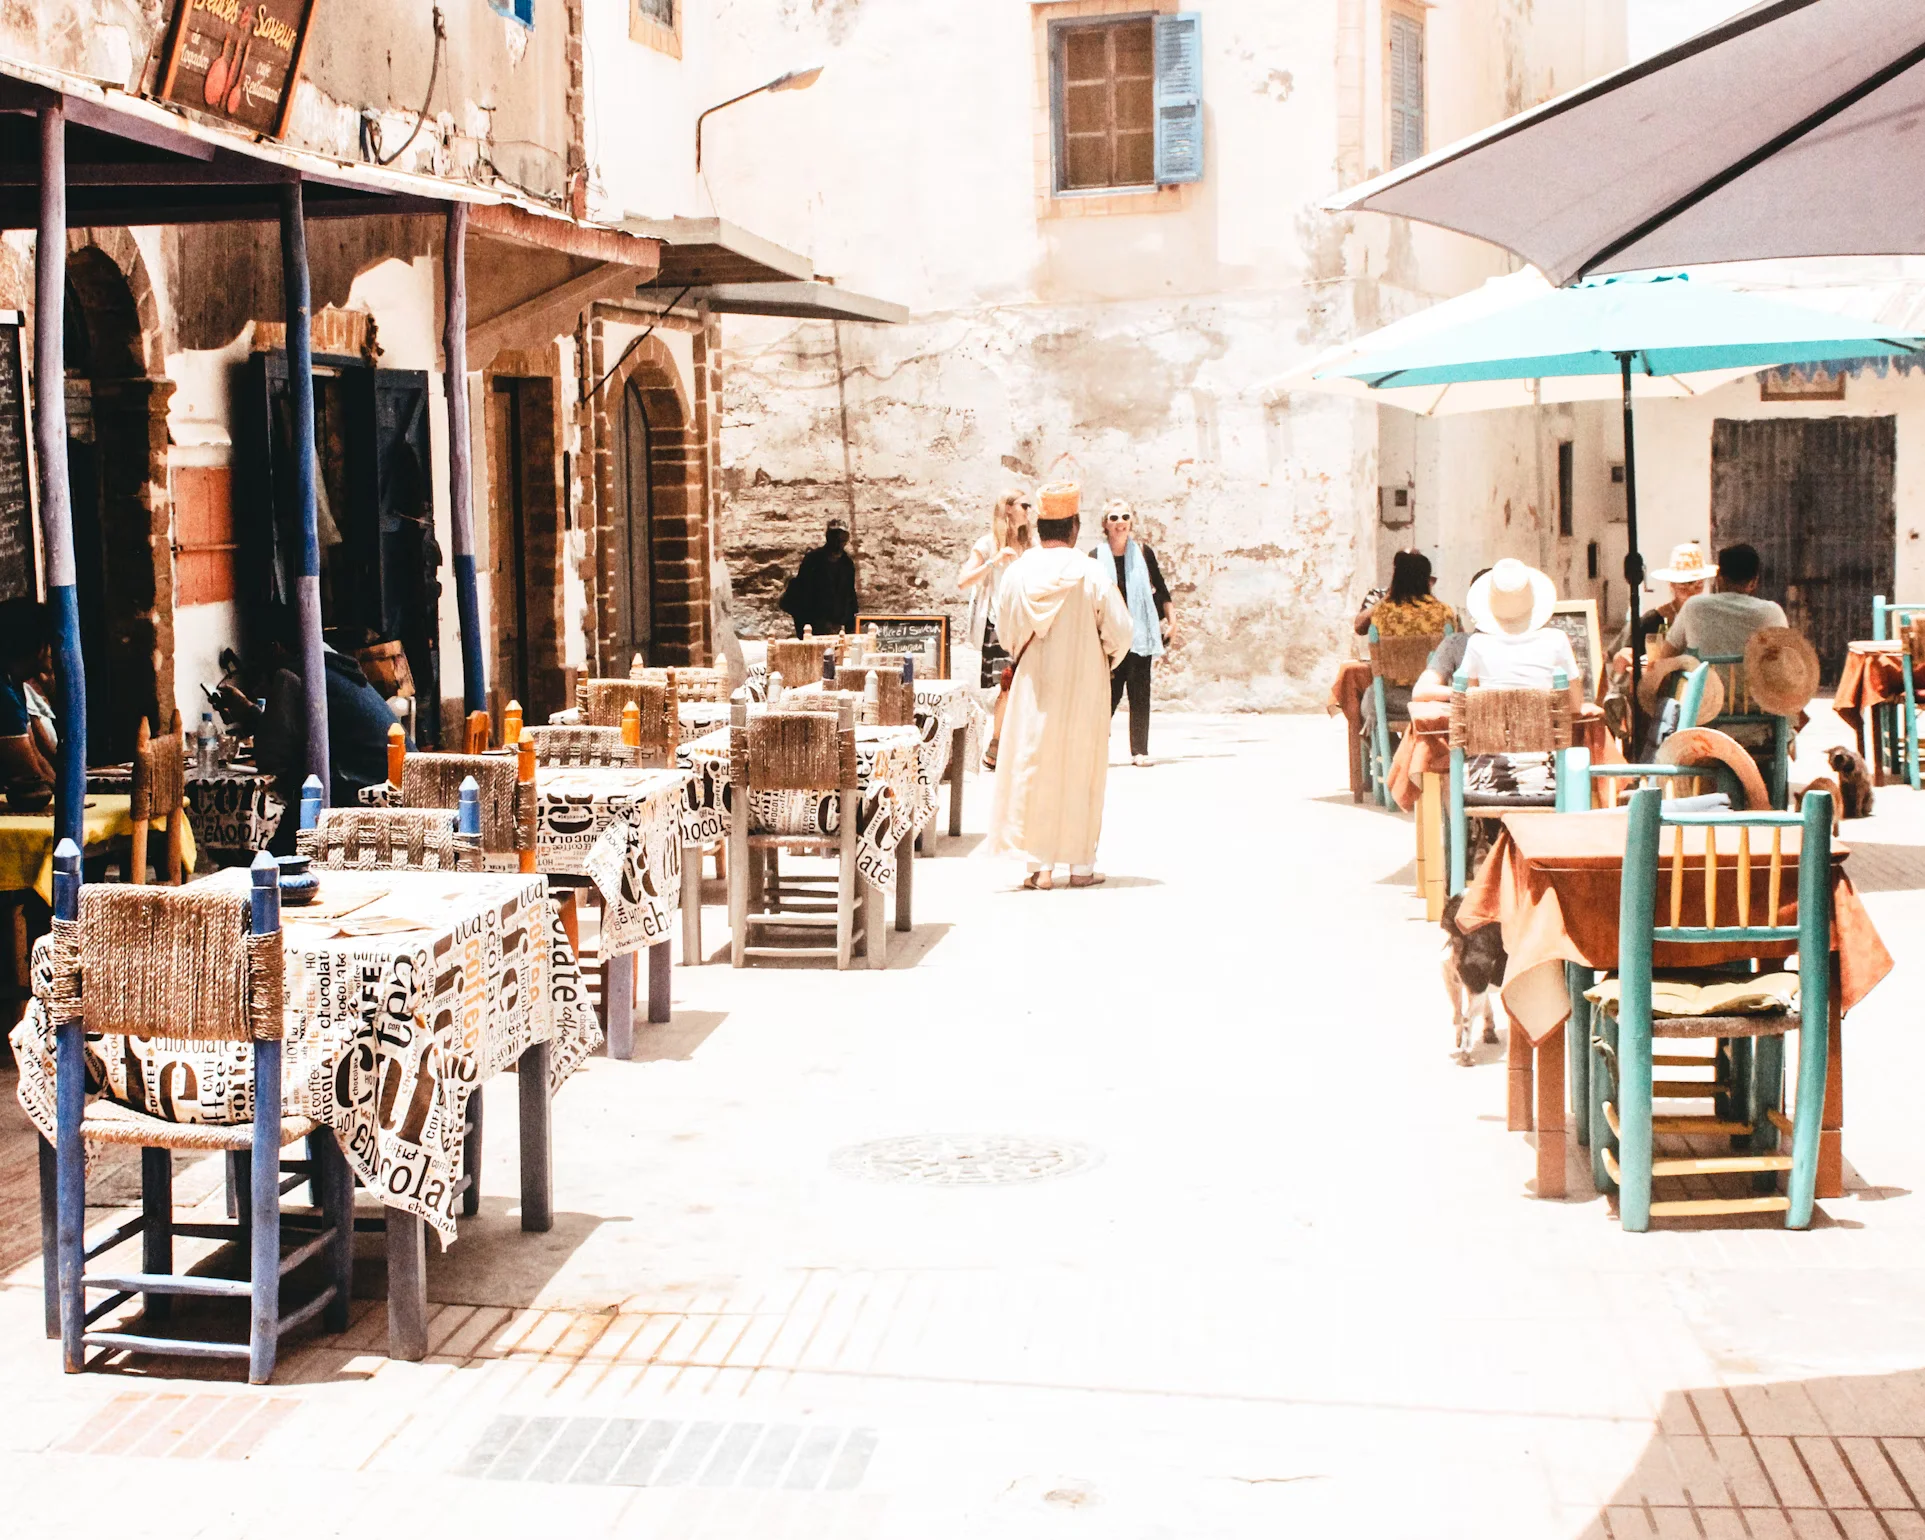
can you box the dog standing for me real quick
[1441,894,1506,1064]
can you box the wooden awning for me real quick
[622,217,815,289]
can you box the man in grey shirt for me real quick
[1651,543,1787,662]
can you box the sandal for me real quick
[983,738,1000,770]
[1068,872,1106,889]
[1021,870,1053,890]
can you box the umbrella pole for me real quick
[1620,353,1646,745]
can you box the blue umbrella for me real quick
[1324,272,1925,713]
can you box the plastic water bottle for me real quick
[197,710,218,775]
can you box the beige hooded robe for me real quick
[985,545,1133,867]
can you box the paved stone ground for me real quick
[4,708,1925,1538]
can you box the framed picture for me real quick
[1548,598,1605,702]
[856,614,950,680]
[156,0,320,140]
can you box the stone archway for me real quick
[62,234,174,765]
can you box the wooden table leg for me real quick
[1565,965,1592,1150]
[947,726,966,838]
[863,880,888,969]
[38,1137,56,1338]
[518,1040,553,1232]
[603,951,635,1060]
[895,832,913,933]
[647,939,671,1024]
[1819,953,1844,1200]
[1507,1016,1534,1132]
[1348,720,1366,802]
[679,842,702,966]
[1419,772,1446,922]
[385,1207,427,1361]
[1535,1023,1567,1199]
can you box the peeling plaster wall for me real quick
[701,0,1627,707]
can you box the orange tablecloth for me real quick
[1833,639,1907,739]
[1385,701,1619,813]
[1458,810,1892,1046]
[1329,661,1374,798]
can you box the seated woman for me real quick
[0,599,56,787]
[1353,549,1455,638]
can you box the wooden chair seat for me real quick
[81,1098,319,1152]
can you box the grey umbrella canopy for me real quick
[1325,0,1925,284]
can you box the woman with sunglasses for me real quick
[1090,499,1174,766]
[958,490,1032,768]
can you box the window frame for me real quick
[1385,2,1427,170]
[1048,13,1159,199]
[630,0,681,58]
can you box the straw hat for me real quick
[1636,653,1725,722]
[1466,558,1556,636]
[1744,627,1821,716]
[1650,542,1712,585]
[1658,727,1771,811]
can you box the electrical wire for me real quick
[582,287,694,402]
[364,4,446,167]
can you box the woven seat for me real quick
[299,808,479,871]
[81,1099,319,1152]
[129,713,188,884]
[526,725,637,768]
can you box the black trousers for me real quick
[1110,651,1153,757]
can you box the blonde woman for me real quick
[958,490,1032,768]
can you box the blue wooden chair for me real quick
[1593,787,1832,1231]
[1365,624,1449,808]
[1871,595,1925,789]
[1446,670,1576,895]
[1676,654,1793,809]
[47,846,352,1382]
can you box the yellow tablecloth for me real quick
[0,794,198,902]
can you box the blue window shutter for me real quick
[1153,12,1203,185]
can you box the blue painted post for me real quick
[51,839,83,1370]
[1555,746,1592,813]
[35,110,85,849]
[298,774,323,832]
[1874,594,1889,642]
[1902,652,1921,792]
[458,775,481,837]
[280,182,330,807]
[1367,624,1392,808]
[1616,790,1660,1232]
[1447,669,1468,895]
[1787,791,1833,1230]
[445,203,486,716]
[248,852,282,1383]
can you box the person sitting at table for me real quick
[1353,549,1455,638]
[1411,567,1491,702]
[1454,559,1582,804]
[0,599,56,787]
[1647,542,1786,666]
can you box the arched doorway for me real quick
[614,377,659,668]
[63,245,162,766]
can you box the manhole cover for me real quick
[830,1135,1101,1186]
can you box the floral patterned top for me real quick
[1367,595,1456,639]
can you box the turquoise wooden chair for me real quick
[1364,624,1449,808]
[1871,594,1925,789]
[1676,654,1793,809]
[1593,786,1832,1231]
[1446,670,1575,895]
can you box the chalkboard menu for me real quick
[857,614,951,679]
[1548,599,1604,702]
[156,0,320,140]
[0,315,35,605]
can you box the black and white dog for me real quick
[1441,894,1506,1064]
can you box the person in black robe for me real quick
[779,522,859,638]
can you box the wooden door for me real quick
[614,379,657,668]
[1709,416,1895,683]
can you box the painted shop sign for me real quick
[0,313,33,604]
[857,614,951,680]
[156,0,320,139]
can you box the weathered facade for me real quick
[698,0,1626,705]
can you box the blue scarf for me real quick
[1094,540,1162,658]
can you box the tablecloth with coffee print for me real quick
[10,868,598,1242]
[532,766,692,956]
[89,762,283,864]
[781,679,993,826]
[675,723,923,888]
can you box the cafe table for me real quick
[10,865,597,1361]
[1459,810,1892,1201]
[89,760,282,866]
[1329,660,1376,801]
[677,719,925,965]
[0,793,198,902]
[1833,639,1911,783]
[528,764,694,1053]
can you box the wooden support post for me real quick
[384,1208,427,1361]
[130,716,151,885]
[35,109,86,848]
[52,841,83,1370]
[503,700,523,746]
[679,844,702,965]
[895,832,913,932]
[446,203,487,715]
[517,1040,552,1232]
[387,722,406,787]
[247,854,283,1384]
[647,939,671,1024]
[461,1086,483,1219]
[280,181,330,810]
[1507,1016,1533,1133]
[1535,1024,1568,1200]
[517,730,536,874]
[947,725,966,838]
[603,951,634,1058]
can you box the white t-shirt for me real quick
[1666,591,1788,660]
[1458,627,1581,690]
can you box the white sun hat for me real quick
[1466,558,1557,636]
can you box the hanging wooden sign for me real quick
[0,313,35,605]
[155,0,320,140]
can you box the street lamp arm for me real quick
[695,67,825,174]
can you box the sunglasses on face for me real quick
[1106,514,1131,524]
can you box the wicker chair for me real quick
[766,637,836,691]
[830,656,917,727]
[1446,670,1577,895]
[392,741,537,870]
[728,698,874,969]
[576,679,678,765]
[129,712,188,885]
[43,851,352,1383]
[298,808,480,871]
[525,724,638,768]
[1676,655,1794,810]
[1364,626,1447,808]
[628,659,731,702]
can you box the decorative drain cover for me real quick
[830,1135,1101,1187]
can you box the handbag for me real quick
[980,617,1011,689]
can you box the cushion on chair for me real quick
[1462,791,1558,809]
[1586,971,1799,1020]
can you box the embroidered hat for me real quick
[1650,542,1712,585]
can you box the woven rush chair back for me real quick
[1369,634,1442,690]
[1901,616,1925,666]
[632,664,730,702]
[299,808,478,871]
[734,708,858,794]
[130,713,185,822]
[527,724,637,768]
[577,678,678,760]
[766,638,834,689]
[400,752,532,854]
[1449,684,1572,755]
[830,661,916,727]
[52,883,283,1043]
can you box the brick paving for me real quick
[3,710,1925,1535]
